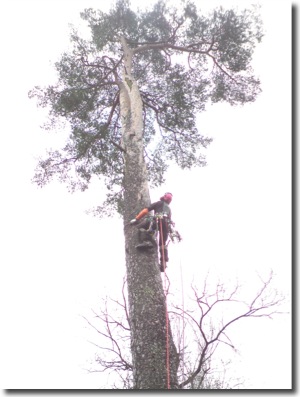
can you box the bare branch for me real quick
[178,271,286,388]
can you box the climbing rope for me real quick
[159,218,171,390]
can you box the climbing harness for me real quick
[151,213,181,237]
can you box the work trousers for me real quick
[138,216,169,262]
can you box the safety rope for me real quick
[159,218,171,390]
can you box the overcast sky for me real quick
[0,0,293,392]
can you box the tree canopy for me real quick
[29,0,263,215]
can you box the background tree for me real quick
[29,0,263,389]
[83,271,285,389]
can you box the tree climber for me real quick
[130,192,175,271]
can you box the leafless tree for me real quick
[170,270,286,388]
[82,278,133,388]
[83,270,286,389]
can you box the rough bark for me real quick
[120,37,179,389]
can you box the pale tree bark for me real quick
[119,36,179,389]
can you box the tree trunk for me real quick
[120,37,179,389]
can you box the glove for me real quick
[130,219,137,225]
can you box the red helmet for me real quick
[160,192,173,204]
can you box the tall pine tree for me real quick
[29,0,263,388]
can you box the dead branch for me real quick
[177,271,285,388]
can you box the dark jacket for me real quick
[147,200,172,221]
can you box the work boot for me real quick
[139,228,152,241]
[148,232,157,247]
[139,228,157,247]
[136,241,154,249]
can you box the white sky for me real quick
[0,0,294,393]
